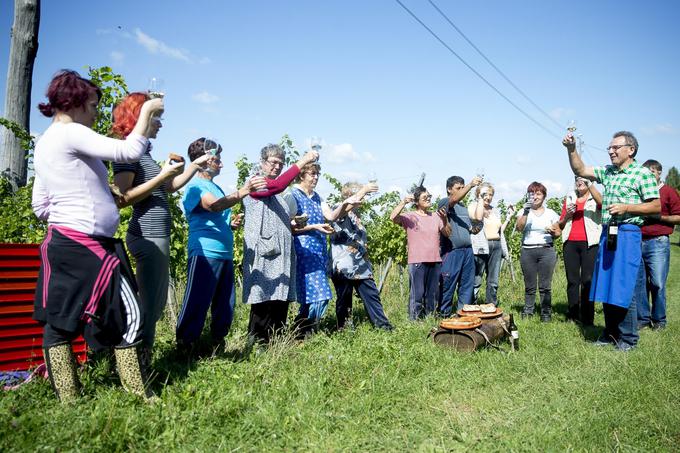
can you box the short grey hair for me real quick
[612,131,639,157]
[260,143,285,161]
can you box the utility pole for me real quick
[1,0,41,189]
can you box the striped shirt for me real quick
[593,160,659,225]
[112,145,171,237]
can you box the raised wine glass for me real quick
[148,77,165,99]
[310,136,322,152]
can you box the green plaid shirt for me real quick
[594,160,659,225]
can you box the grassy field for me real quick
[2,236,679,452]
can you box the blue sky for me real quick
[1,0,679,203]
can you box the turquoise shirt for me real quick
[182,178,233,260]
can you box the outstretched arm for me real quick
[563,133,596,180]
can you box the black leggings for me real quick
[563,241,598,325]
[247,300,290,343]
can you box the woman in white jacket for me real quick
[557,177,602,325]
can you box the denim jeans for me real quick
[407,262,441,320]
[439,247,475,316]
[637,235,670,327]
[603,257,644,347]
[473,240,503,305]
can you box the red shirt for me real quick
[560,198,588,242]
[641,184,680,238]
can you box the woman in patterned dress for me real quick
[285,162,354,336]
[242,144,319,344]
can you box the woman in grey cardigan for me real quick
[242,144,318,343]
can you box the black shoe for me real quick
[521,312,534,320]
[651,323,666,331]
[541,315,551,323]
[638,322,652,330]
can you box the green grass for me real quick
[2,236,680,452]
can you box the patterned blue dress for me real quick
[291,188,333,305]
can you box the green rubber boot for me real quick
[43,343,80,403]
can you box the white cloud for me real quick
[134,28,192,63]
[192,91,219,104]
[323,143,378,165]
[362,151,376,162]
[640,123,676,135]
[325,143,360,164]
[549,107,575,123]
[110,51,125,64]
[198,57,212,65]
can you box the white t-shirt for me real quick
[518,208,559,246]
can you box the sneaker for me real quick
[615,342,636,352]
[593,336,614,347]
[540,315,552,323]
[652,323,666,330]
[638,322,652,330]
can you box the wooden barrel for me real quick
[432,314,510,352]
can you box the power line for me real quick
[426,0,567,133]
[393,0,562,140]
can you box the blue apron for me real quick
[589,224,642,308]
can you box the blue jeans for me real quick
[439,247,475,316]
[603,258,644,347]
[637,235,670,327]
[473,240,503,305]
[408,262,441,320]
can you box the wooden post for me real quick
[1,0,40,189]
[377,256,393,294]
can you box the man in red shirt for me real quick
[638,159,680,329]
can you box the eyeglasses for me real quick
[264,159,284,168]
[606,144,632,152]
[419,195,432,201]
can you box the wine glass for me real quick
[475,167,485,182]
[203,137,220,156]
[367,171,378,198]
[566,119,577,133]
[252,163,268,192]
[310,136,322,152]
[148,77,165,99]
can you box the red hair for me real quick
[38,70,101,118]
[527,181,547,196]
[111,92,149,138]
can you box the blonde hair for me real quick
[341,182,362,199]
[475,182,495,198]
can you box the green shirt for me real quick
[593,160,659,225]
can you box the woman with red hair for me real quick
[32,70,164,402]
[111,92,209,366]
[515,181,561,321]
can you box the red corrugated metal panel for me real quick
[0,243,87,371]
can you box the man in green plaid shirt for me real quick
[563,130,660,351]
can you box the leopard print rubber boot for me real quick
[43,343,80,403]
[114,346,156,401]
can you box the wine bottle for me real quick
[509,314,519,351]
[606,218,618,251]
